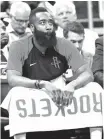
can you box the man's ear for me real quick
[30,24,34,33]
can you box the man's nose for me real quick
[22,22,27,27]
[63,13,68,19]
[46,23,52,30]
[75,42,79,48]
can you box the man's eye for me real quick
[71,40,76,43]
[78,40,83,43]
[39,21,46,25]
[19,20,23,23]
[66,11,72,14]
[58,12,63,16]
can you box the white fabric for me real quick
[1,82,103,137]
[82,29,98,56]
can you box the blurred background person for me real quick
[0,20,9,80]
[63,21,93,68]
[2,1,31,60]
[6,1,31,44]
[92,36,103,88]
[91,2,104,88]
[0,20,9,62]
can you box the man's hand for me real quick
[40,80,75,107]
[63,83,75,106]
[40,81,63,106]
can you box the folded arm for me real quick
[7,70,37,88]
[66,64,94,90]
[7,70,65,106]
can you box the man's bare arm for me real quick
[7,70,58,89]
[66,64,94,90]
[7,70,37,88]
[7,70,65,106]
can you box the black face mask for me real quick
[34,27,57,48]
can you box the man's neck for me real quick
[33,37,48,54]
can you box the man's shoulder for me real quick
[11,34,33,47]
[9,34,33,57]
[57,37,73,46]
[56,37,77,58]
[56,37,75,50]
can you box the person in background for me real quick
[3,1,31,60]
[45,1,98,62]
[63,21,93,68]
[0,20,9,62]
[1,7,93,139]
[90,36,103,139]
[92,36,103,88]
[53,1,98,54]
[0,20,9,78]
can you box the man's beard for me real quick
[34,28,57,48]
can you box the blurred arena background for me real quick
[0,1,104,36]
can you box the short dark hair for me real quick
[29,7,47,25]
[23,1,41,10]
[63,21,85,38]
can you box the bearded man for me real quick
[1,7,93,139]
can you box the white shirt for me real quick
[82,29,98,56]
